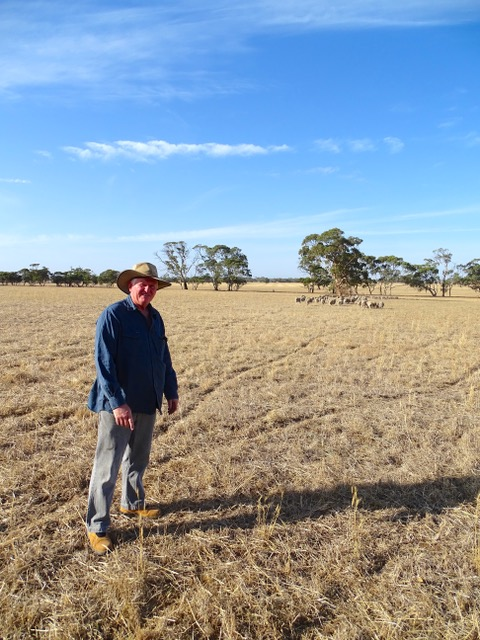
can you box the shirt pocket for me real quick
[122,329,144,357]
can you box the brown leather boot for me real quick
[88,532,113,555]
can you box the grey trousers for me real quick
[86,410,156,533]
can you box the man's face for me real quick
[128,277,159,309]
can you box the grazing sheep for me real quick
[364,300,385,309]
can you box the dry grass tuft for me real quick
[1,284,480,639]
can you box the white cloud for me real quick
[3,205,476,249]
[2,1,478,99]
[370,205,479,224]
[63,139,290,161]
[0,207,364,248]
[316,136,404,155]
[0,178,31,184]
[315,138,341,153]
[463,131,480,147]
[438,117,462,129]
[383,136,405,153]
[348,138,376,152]
[256,0,480,28]
[305,166,339,175]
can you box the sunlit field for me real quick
[1,283,479,639]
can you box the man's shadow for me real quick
[116,475,480,541]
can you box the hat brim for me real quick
[116,269,171,294]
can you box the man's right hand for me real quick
[113,404,134,430]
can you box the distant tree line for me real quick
[156,235,480,296]
[298,227,480,297]
[0,264,120,287]
[1,232,480,295]
[0,243,253,291]
[155,242,251,290]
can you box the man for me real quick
[86,262,179,555]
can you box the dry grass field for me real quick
[1,283,480,639]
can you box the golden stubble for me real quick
[0,284,479,639]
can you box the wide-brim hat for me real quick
[116,262,171,294]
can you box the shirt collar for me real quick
[125,295,153,314]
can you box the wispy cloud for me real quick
[1,1,478,99]
[305,166,339,175]
[315,136,404,154]
[35,150,53,159]
[0,178,31,184]
[0,207,364,247]
[438,117,462,129]
[63,139,290,161]
[383,136,405,153]
[393,204,480,221]
[463,131,480,147]
[257,0,480,28]
[2,205,476,249]
[348,138,376,153]
[315,138,341,153]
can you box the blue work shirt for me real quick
[87,295,178,414]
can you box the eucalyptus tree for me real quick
[0,271,21,285]
[64,267,96,287]
[459,259,480,294]
[194,244,251,290]
[222,246,252,290]
[155,241,196,290]
[98,269,120,286]
[431,248,455,297]
[299,228,366,294]
[402,249,457,297]
[30,266,50,285]
[402,260,439,296]
[374,255,406,296]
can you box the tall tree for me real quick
[155,241,196,290]
[222,246,251,291]
[459,259,480,294]
[402,260,439,296]
[195,244,251,290]
[30,265,50,285]
[299,228,365,294]
[373,255,406,296]
[98,269,120,286]
[431,248,455,297]
[194,244,225,290]
[64,267,96,287]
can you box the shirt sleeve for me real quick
[94,308,127,410]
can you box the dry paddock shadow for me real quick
[115,475,480,542]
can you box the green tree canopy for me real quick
[155,241,196,290]
[459,259,480,293]
[371,255,407,295]
[299,228,366,294]
[431,248,455,297]
[97,269,120,286]
[195,244,251,290]
[402,260,439,296]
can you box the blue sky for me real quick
[1,1,479,277]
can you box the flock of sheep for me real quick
[295,294,385,308]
